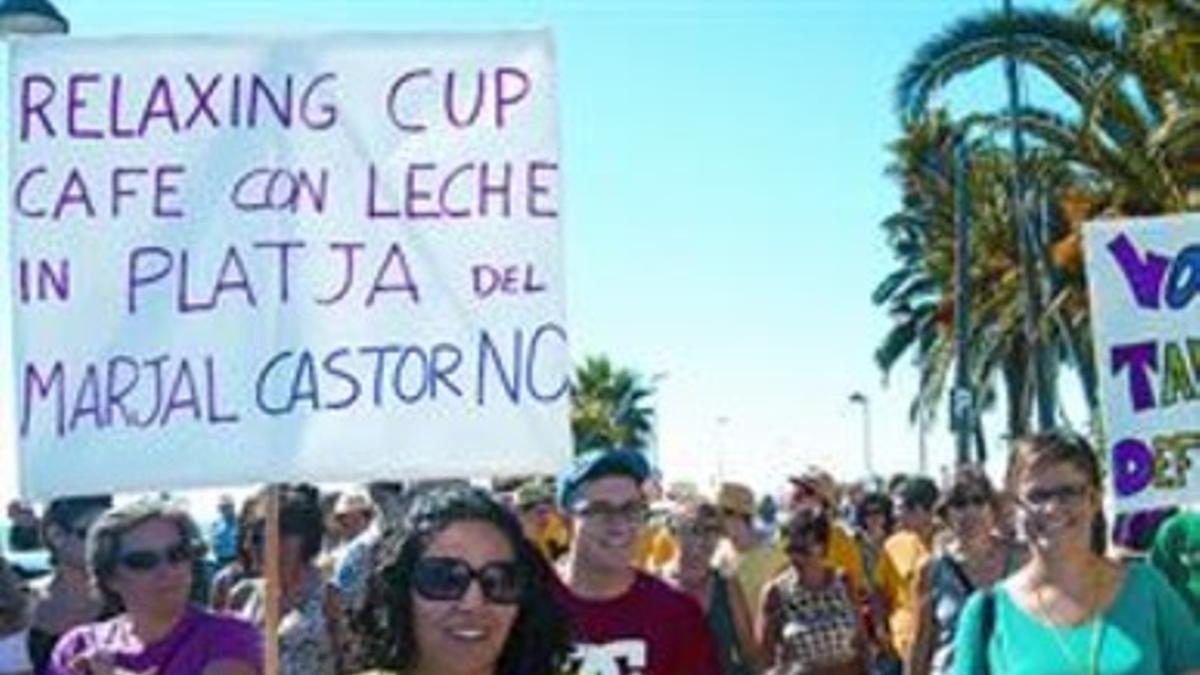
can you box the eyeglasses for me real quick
[948,494,990,511]
[572,501,648,525]
[676,524,723,540]
[1020,483,1089,509]
[118,541,195,573]
[412,557,525,605]
[66,525,91,540]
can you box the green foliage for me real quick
[570,355,655,455]
[872,0,1200,440]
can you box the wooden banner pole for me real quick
[263,485,281,675]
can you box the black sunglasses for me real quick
[412,556,525,605]
[118,541,195,573]
[948,494,990,511]
[786,538,824,556]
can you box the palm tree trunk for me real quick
[1003,0,1056,431]
[973,413,989,465]
[1003,343,1032,438]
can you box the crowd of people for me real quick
[1,430,1199,674]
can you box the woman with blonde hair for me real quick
[953,431,1200,675]
[48,498,261,675]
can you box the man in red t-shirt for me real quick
[553,448,721,675]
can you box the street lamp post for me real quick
[848,393,873,480]
[0,0,69,35]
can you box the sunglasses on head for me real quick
[412,556,526,605]
[118,541,194,573]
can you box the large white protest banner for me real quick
[8,33,569,499]
[1085,214,1200,513]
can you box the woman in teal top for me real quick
[952,431,1200,675]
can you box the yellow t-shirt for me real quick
[875,530,932,656]
[531,512,572,560]
[633,524,678,572]
[731,540,788,620]
[826,523,867,598]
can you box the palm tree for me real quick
[570,355,656,455]
[898,5,1200,216]
[883,2,1200,440]
[874,110,1098,446]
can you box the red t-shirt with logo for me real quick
[553,571,721,675]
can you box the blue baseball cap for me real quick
[556,448,652,510]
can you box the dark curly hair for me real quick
[784,508,831,549]
[358,484,570,674]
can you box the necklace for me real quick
[1033,584,1104,675]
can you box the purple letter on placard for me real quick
[1111,342,1158,412]
[1107,233,1169,310]
[20,73,56,141]
[1112,438,1154,497]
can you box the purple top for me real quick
[48,606,262,675]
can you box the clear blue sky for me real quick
[1,0,1081,502]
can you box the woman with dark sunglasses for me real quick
[908,466,1024,675]
[953,432,1200,675]
[26,497,112,675]
[227,485,341,675]
[757,509,869,675]
[853,492,900,675]
[47,498,262,675]
[209,493,264,612]
[353,483,569,675]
